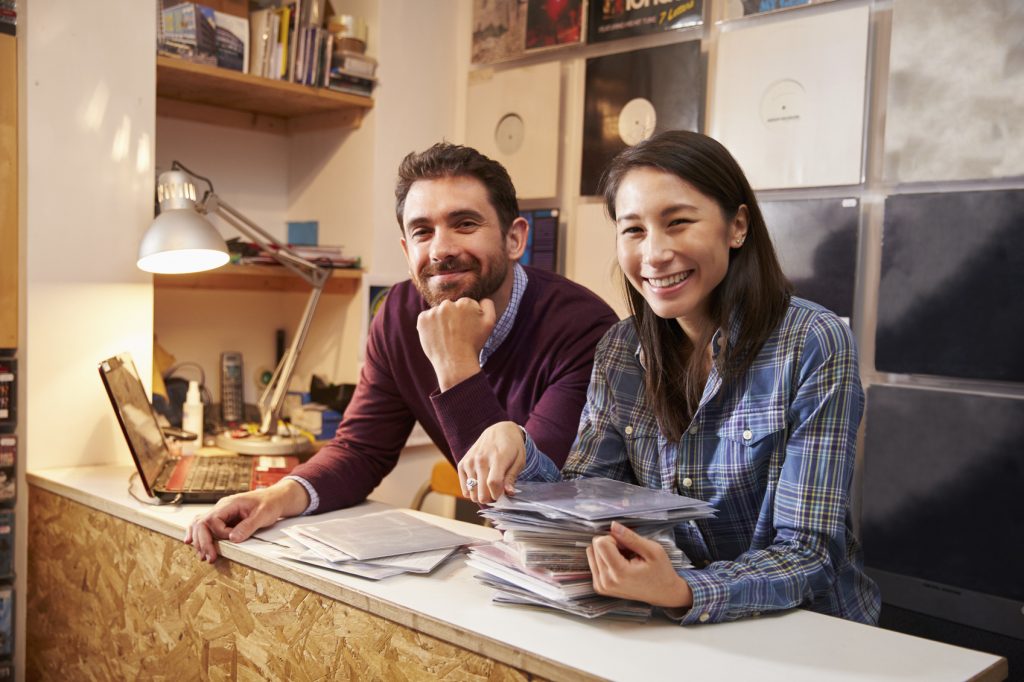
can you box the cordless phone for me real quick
[220,351,244,425]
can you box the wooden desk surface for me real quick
[27,465,1008,682]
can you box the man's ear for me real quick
[400,235,410,263]
[505,217,529,261]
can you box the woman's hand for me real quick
[587,521,694,609]
[457,421,527,503]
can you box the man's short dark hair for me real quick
[394,142,519,235]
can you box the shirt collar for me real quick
[480,263,528,366]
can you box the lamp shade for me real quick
[137,208,230,273]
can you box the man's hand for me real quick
[183,478,309,563]
[587,522,694,609]
[417,297,496,391]
[458,421,526,503]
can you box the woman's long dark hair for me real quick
[599,131,791,441]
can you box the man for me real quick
[186,142,618,561]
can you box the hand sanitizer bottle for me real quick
[182,380,203,454]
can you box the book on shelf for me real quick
[333,50,377,79]
[213,10,248,72]
[159,3,218,66]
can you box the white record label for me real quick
[760,79,805,127]
[618,97,657,145]
[495,113,525,155]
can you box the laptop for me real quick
[99,353,299,503]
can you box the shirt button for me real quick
[681,477,693,488]
[742,429,753,441]
[688,425,698,435]
[624,425,634,435]
[699,612,711,623]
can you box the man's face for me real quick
[400,176,512,307]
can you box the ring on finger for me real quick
[466,477,479,490]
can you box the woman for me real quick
[458,130,880,625]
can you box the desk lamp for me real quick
[137,161,329,456]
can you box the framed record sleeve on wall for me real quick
[466,61,562,199]
[580,39,704,195]
[525,0,585,52]
[588,0,703,44]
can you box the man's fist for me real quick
[417,297,497,391]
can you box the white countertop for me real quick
[28,464,1007,682]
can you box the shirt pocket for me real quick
[618,412,662,488]
[710,405,788,492]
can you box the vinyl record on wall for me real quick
[876,188,1024,382]
[466,61,561,199]
[758,196,859,320]
[588,0,703,44]
[472,0,528,65]
[581,39,704,196]
[861,385,1024,614]
[883,0,1024,182]
[710,3,869,189]
[525,0,584,52]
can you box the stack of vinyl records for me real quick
[468,478,716,621]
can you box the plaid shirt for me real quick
[520,297,881,625]
[480,263,527,366]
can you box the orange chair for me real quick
[410,459,467,511]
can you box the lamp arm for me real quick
[198,193,333,437]
[211,195,330,289]
[257,283,325,435]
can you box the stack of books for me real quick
[327,51,377,97]
[468,478,716,620]
[270,509,475,580]
[228,240,361,269]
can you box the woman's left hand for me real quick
[587,521,694,609]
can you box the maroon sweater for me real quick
[290,266,618,512]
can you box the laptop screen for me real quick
[98,353,169,493]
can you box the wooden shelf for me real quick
[154,265,362,295]
[156,56,373,133]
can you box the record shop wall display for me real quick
[710,2,870,189]
[722,0,833,20]
[875,188,1024,383]
[525,0,585,53]
[466,61,561,200]
[883,0,1024,183]
[580,39,703,196]
[588,0,703,44]
[472,0,528,65]
[758,196,860,322]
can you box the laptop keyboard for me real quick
[182,458,249,492]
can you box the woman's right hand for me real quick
[458,421,527,504]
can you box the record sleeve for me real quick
[876,189,1024,382]
[581,39,704,195]
[883,0,1024,182]
[472,0,528,65]
[525,0,584,52]
[467,61,561,199]
[519,208,560,272]
[722,0,822,20]
[710,4,869,189]
[758,196,859,320]
[588,0,702,44]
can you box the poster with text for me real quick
[588,0,702,44]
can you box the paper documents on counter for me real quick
[271,509,475,580]
[469,478,716,620]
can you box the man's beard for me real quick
[412,254,508,307]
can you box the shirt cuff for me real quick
[284,475,319,515]
[668,568,731,625]
[518,430,562,482]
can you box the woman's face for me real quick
[614,167,748,338]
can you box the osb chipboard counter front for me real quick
[26,466,1008,682]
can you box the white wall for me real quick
[23,1,156,471]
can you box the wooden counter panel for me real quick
[26,488,533,681]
